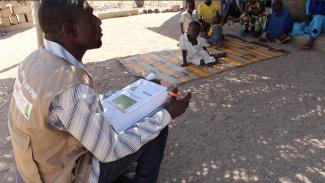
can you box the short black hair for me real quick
[186,0,195,7]
[38,0,87,34]
[189,21,201,29]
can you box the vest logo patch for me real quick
[13,79,33,120]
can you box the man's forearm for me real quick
[52,84,172,163]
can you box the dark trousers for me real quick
[99,127,169,183]
[223,3,241,23]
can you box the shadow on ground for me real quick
[0,27,33,40]
[159,73,325,183]
[158,49,325,183]
[0,48,324,183]
[146,12,182,41]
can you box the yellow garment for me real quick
[208,27,213,37]
[208,24,222,37]
[198,2,221,24]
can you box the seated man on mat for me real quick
[8,0,192,183]
[179,21,219,66]
[301,0,325,50]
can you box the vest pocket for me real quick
[8,115,43,183]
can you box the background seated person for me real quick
[259,0,293,43]
[198,0,222,33]
[240,0,267,37]
[301,0,325,50]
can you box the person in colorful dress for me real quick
[259,0,293,43]
[240,0,267,37]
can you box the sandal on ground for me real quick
[299,44,314,51]
[276,35,291,44]
[280,36,291,44]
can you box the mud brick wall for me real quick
[0,0,34,32]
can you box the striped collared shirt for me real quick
[45,40,171,183]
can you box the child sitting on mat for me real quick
[179,21,218,66]
[207,13,224,45]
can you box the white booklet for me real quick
[101,79,169,132]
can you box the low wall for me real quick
[0,0,34,33]
[283,0,307,21]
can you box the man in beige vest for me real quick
[8,0,191,182]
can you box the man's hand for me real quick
[164,87,192,119]
[149,79,161,85]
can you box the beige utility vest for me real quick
[8,48,93,183]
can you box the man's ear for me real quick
[62,22,77,37]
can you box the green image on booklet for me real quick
[112,94,137,111]
[102,79,168,132]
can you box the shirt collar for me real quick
[44,40,85,69]
[186,10,196,15]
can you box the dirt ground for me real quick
[0,12,324,183]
